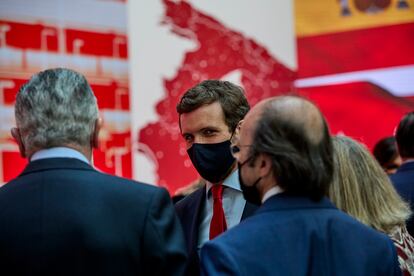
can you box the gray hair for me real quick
[15,68,98,153]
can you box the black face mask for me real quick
[238,158,262,205]
[187,140,235,184]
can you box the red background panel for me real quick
[2,151,28,181]
[297,22,414,78]
[65,29,128,58]
[299,82,414,148]
[0,20,59,52]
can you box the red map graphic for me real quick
[139,0,414,194]
[138,0,296,193]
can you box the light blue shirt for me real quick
[30,147,90,164]
[197,169,246,254]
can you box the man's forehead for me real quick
[179,102,226,132]
[240,110,261,142]
[181,117,224,133]
[243,100,267,126]
[239,98,274,141]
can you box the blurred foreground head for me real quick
[373,136,401,175]
[396,111,414,161]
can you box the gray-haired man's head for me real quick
[12,68,100,159]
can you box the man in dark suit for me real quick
[175,80,258,275]
[0,68,187,275]
[201,96,401,275]
[391,111,414,236]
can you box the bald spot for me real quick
[263,96,325,145]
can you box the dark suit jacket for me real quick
[0,158,187,276]
[201,193,401,276]
[391,161,414,236]
[175,186,257,276]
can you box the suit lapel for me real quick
[188,188,257,272]
[187,187,206,261]
[241,201,259,220]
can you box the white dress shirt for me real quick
[31,147,90,164]
[262,186,284,203]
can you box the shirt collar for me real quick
[30,147,90,164]
[205,169,240,197]
[262,186,284,203]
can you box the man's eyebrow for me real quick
[181,126,220,137]
[200,126,220,131]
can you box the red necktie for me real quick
[209,184,227,239]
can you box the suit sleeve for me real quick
[142,188,188,276]
[200,240,240,276]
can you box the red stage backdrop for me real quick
[0,0,131,185]
[1,1,413,194]
[295,0,414,150]
[129,1,297,193]
[130,0,414,194]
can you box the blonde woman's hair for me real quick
[329,135,411,234]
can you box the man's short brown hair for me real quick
[176,80,250,132]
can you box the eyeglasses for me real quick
[230,144,252,158]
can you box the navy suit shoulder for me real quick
[0,158,187,276]
[175,186,205,220]
[175,185,205,253]
[201,194,401,276]
[390,162,414,189]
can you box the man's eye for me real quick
[184,135,193,142]
[203,129,215,136]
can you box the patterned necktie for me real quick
[209,184,227,239]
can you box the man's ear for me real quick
[231,120,244,144]
[257,153,272,177]
[11,127,26,158]
[91,118,103,149]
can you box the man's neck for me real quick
[261,186,284,203]
[402,158,414,164]
[30,145,91,164]
[259,176,283,202]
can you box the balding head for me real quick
[265,96,325,144]
[246,96,333,201]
